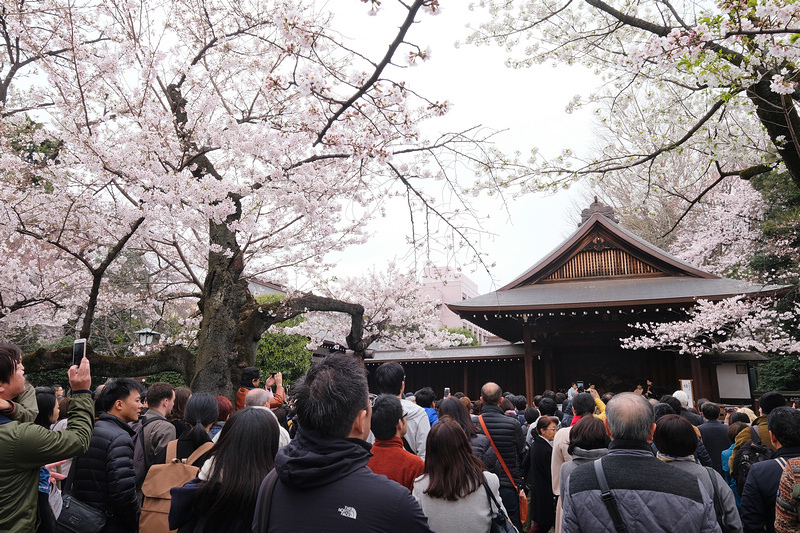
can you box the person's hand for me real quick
[68,357,91,391]
[265,375,276,388]
[45,461,66,483]
[0,398,12,412]
[274,372,282,387]
[589,388,599,400]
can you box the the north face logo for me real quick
[338,506,357,519]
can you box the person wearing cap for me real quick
[236,367,284,411]
[729,391,786,474]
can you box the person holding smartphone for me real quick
[0,343,95,532]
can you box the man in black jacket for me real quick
[73,378,142,532]
[741,407,800,533]
[698,402,730,475]
[478,381,525,531]
[253,354,431,533]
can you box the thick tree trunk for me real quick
[747,76,800,188]
[192,219,248,396]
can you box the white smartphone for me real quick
[72,339,87,367]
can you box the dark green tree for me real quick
[747,171,800,390]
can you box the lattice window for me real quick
[544,249,660,280]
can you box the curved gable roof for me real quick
[500,212,715,290]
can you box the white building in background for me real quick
[420,267,493,345]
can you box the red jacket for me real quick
[367,436,424,492]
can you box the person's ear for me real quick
[648,423,656,443]
[350,408,369,439]
[604,417,612,438]
[770,430,779,447]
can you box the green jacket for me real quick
[0,392,94,533]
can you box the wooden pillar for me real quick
[690,355,703,405]
[462,364,469,398]
[544,347,555,392]
[523,324,535,403]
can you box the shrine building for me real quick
[366,200,785,404]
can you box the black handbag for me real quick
[55,461,107,533]
[483,479,519,533]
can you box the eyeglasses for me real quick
[543,426,558,432]
[402,411,408,418]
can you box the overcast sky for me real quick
[314,1,599,294]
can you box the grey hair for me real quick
[606,392,654,442]
[245,388,271,407]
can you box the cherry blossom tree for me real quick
[281,263,468,354]
[622,296,800,355]
[1,0,514,394]
[468,0,800,196]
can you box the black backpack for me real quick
[733,432,774,496]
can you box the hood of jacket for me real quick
[571,446,609,462]
[274,427,372,490]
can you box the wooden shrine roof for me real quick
[447,203,788,342]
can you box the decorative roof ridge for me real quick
[498,202,717,291]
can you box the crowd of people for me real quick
[3,340,800,532]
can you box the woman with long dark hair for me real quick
[438,397,499,474]
[169,407,280,532]
[168,386,193,436]
[412,417,507,533]
[154,392,217,467]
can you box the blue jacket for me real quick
[741,445,800,533]
[423,407,438,427]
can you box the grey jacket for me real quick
[142,409,176,466]
[562,442,721,533]
[559,446,609,500]
[665,458,743,533]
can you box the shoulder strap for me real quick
[483,478,503,513]
[186,442,215,466]
[594,459,628,532]
[62,456,77,495]
[253,469,279,533]
[776,457,788,468]
[479,415,519,492]
[705,467,726,531]
[166,439,179,462]
[482,479,519,533]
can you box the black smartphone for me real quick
[444,387,450,398]
[72,339,87,367]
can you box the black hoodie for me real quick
[258,427,432,532]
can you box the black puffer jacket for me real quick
[73,413,140,532]
[478,405,524,490]
[470,433,501,476]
